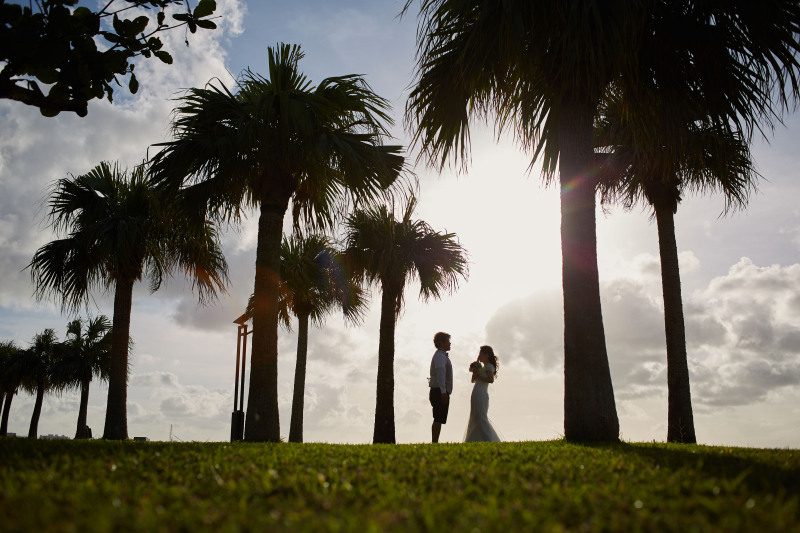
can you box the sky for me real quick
[1,0,798,447]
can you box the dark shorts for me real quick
[429,388,450,424]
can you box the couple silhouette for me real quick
[428,331,501,443]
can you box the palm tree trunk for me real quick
[654,201,696,443]
[289,312,310,443]
[1,391,13,436]
[373,283,397,444]
[559,98,619,442]
[103,278,134,440]
[28,382,45,439]
[75,376,91,439]
[244,201,287,442]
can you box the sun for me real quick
[415,135,563,301]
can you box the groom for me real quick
[429,331,453,443]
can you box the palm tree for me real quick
[148,43,405,442]
[0,340,23,436]
[343,199,468,444]
[29,161,228,440]
[50,316,114,439]
[596,87,759,443]
[404,0,800,441]
[15,329,59,439]
[278,234,366,443]
[404,0,645,441]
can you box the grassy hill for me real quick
[1,439,798,532]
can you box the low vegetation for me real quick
[1,439,797,532]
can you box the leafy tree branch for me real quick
[0,0,218,117]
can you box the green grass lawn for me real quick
[1,439,798,532]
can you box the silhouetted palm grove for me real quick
[149,43,404,442]
[2,2,799,444]
[28,162,228,440]
[0,321,112,439]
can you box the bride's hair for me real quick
[480,345,499,378]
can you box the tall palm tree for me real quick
[404,0,645,441]
[29,161,228,440]
[15,329,59,439]
[50,316,114,439]
[404,0,800,442]
[343,199,468,444]
[149,43,405,442]
[279,234,366,443]
[596,87,759,443]
[0,340,23,436]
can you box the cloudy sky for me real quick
[1,1,798,447]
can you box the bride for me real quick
[464,345,501,442]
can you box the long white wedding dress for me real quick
[464,363,502,442]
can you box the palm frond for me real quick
[14,329,58,395]
[29,161,229,312]
[278,234,367,329]
[149,42,407,235]
[343,198,469,319]
[405,0,647,179]
[596,81,760,216]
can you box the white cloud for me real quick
[688,258,800,407]
[484,290,563,374]
[483,256,800,436]
[131,371,180,388]
[128,372,230,440]
[679,251,701,274]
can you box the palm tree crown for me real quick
[30,161,227,310]
[50,317,112,389]
[597,87,758,214]
[279,234,366,330]
[150,43,405,228]
[345,200,468,314]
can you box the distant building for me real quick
[133,436,149,441]
[40,434,69,440]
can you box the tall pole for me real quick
[233,324,242,412]
[231,313,250,441]
[240,324,248,412]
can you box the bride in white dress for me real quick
[464,345,501,442]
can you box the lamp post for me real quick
[231,312,251,441]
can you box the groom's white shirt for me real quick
[430,349,453,394]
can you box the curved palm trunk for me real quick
[559,99,620,442]
[373,283,397,444]
[75,376,92,439]
[653,201,696,443]
[244,202,287,442]
[103,277,134,440]
[28,382,45,439]
[1,390,14,436]
[289,312,310,443]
